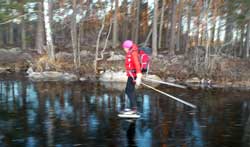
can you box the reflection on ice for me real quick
[100,82,126,91]
[0,75,250,147]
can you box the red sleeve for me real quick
[131,45,141,74]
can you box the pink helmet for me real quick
[122,40,133,49]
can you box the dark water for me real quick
[0,74,250,147]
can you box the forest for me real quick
[0,0,250,86]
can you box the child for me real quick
[122,40,142,114]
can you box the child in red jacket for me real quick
[122,40,142,114]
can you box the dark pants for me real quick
[125,77,137,110]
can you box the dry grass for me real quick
[33,55,72,72]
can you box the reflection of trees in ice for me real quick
[126,122,136,147]
[1,76,250,146]
[136,125,152,146]
[141,94,151,119]
[242,101,250,147]
[189,116,204,147]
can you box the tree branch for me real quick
[0,11,40,25]
[99,18,112,60]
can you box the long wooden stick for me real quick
[141,82,197,109]
[143,77,187,89]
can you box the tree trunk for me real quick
[185,0,191,54]
[235,29,241,57]
[78,23,83,67]
[165,7,170,48]
[35,1,44,54]
[94,16,106,74]
[144,28,152,47]
[0,28,3,46]
[176,2,183,52]
[9,23,14,45]
[21,20,26,50]
[216,16,221,48]
[224,14,234,52]
[246,21,250,58]
[169,0,177,54]
[112,0,118,48]
[195,14,200,46]
[100,19,112,59]
[131,1,136,41]
[43,0,55,61]
[140,2,149,42]
[158,0,165,49]
[6,0,11,45]
[239,26,245,57]
[121,0,128,41]
[210,20,216,46]
[71,0,79,69]
[152,0,158,57]
[3,26,8,45]
[204,0,211,71]
[134,0,140,44]
[18,0,26,50]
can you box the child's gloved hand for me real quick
[136,73,142,86]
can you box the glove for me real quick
[136,73,142,86]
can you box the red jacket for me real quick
[125,44,141,77]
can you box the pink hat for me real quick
[122,40,133,49]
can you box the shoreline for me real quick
[1,49,250,90]
[1,71,250,91]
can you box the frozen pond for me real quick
[0,74,250,147]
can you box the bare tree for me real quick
[152,0,158,57]
[21,0,26,50]
[100,18,113,59]
[121,0,128,41]
[35,1,44,54]
[94,15,106,74]
[0,28,2,46]
[216,17,222,47]
[158,0,166,49]
[71,0,80,69]
[43,0,55,61]
[134,0,141,44]
[246,21,250,58]
[204,0,212,70]
[165,4,171,49]
[112,0,118,48]
[169,0,177,54]
[9,23,14,45]
[194,0,201,46]
[185,0,192,54]
[176,1,184,52]
[239,26,245,57]
[144,28,152,47]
